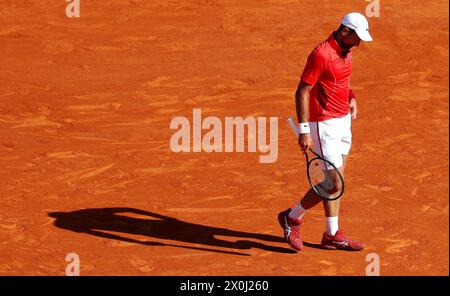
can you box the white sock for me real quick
[326,216,339,236]
[288,203,307,220]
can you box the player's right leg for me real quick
[278,208,304,251]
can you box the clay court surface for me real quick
[0,0,448,275]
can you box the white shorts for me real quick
[310,113,352,169]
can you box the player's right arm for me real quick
[296,48,327,151]
[295,81,313,151]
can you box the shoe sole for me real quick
[320,245,338,250]
[320,244,364,251]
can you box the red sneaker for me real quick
[320,229,365,251]
[278,209,303,251]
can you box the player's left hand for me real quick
[350,98,357,120]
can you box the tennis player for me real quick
[279,12,373,251]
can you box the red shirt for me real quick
[301,34,356,122]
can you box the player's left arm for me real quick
[349,88,357,120]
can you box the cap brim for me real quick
[356,29,373,42]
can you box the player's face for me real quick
[343,30,361,48]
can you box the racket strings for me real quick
[308,159,343,199]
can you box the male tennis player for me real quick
[279,12,373,251]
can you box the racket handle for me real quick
[287,116,300,139]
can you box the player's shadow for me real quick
[48,207,296,256]
[303,241,323,250]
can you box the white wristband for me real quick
[298,122,310,134]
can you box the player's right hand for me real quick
[298,133,312,152]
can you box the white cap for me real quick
[341,12,373,42]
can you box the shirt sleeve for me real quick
[300,48,328,86]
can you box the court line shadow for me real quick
[48,207,296,256]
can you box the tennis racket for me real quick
[287,116,345,201]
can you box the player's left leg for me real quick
[320,117,364,251]
[321,155,346,235]
[320,112,350,230]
